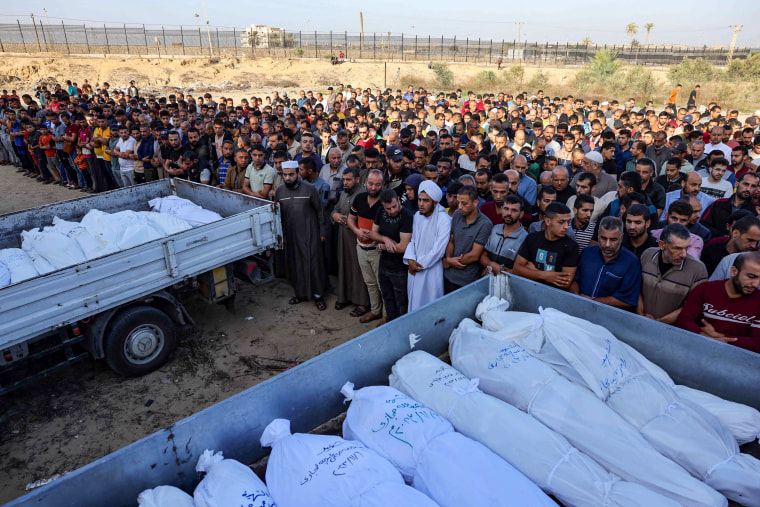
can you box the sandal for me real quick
[315,298,327,311]
[349,306,368,318]
[334,301,349,310]
[359,312,382,324]
[289,296,307,305]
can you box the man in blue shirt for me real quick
[570,216,642,308]
[512,154,537,204]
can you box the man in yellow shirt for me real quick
[91,116,113,191]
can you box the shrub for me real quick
[668,57,718,85]
[725,53,760,81]
[293,48,304,57]
[625,65,658,96]
[431,62,453,88]
[571,68,593,93]
[503,65,525,87]
[527,69,550,90]
[473,70,499,89]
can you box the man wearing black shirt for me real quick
[655,158,686,193]
[369,189,413,322]
[701,216,760,275]
[700,172,759,238]
[687,85,700,109]
[622,204,658,258]
[163,130,184,177]
[349,169,384,323]
[384,146,411,199]
[514,202,579,289]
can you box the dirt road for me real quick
[0,170,369,504]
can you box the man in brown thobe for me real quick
[331,167,370,314]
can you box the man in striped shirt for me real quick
[570,194,598,254]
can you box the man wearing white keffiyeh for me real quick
[404,180,452,312]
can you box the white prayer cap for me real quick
[282,161,299,169]
[418,180,442,203]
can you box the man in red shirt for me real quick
[677,251,760,353]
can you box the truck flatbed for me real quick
[0,179,281,351]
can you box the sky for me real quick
[3,0,759,48]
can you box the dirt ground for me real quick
[0,169,370,503]
[0,52,582,95]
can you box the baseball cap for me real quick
[584,151,603,164]
[159,130,170,139]
[672,142,688,154]
[682,114,693,123]
[387,146,404,162]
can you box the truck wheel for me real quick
[104,306,177,377]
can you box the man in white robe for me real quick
[404,180,452,312]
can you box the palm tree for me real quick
[581,36,592,46]
[643,23,654,46]
[625,22,638,47]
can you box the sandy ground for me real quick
[0,52,673,106]
[0,169,369,503]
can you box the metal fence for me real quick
[0,22,754,66]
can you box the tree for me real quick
[643,23,654,46]
[589,48,622,81]
[581,36,593,46]
[625,22,638,46]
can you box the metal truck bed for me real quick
[7,274,760,506]
[0,179,281,350]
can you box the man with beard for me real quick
[700,172,759,238]
[369,189,414,322]
[678,252,760,353]
[570,194,598,254]
[294,132,323,172]
[480,173,509,225]
[570,216,641,308]
[442,185,492,294]
[622,204,658,258]
[136,125,157,182]
[638,223,707,324]
[551,165,575,204]
[480,194,528,274]
[163,130,185,177]
[651,200,704,259]
[186,127,210,166]
[384,146,411,198]
[514,202,579,290]
[663,171,714,220]
[331,167,370,315]
[348,170,384,323]
[275,160,327,311]
[700,216,760,276]
[405,180,452,311]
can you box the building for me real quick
[241,25,283,48]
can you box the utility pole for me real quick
[726,25,743,65]
[30,13,42,52]
[202,0,214,56]
[515,21,524,50]
[43,8,52,45]
[360,12,364,57]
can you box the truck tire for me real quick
[104,306,177,377]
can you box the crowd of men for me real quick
[2,80,760,352]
